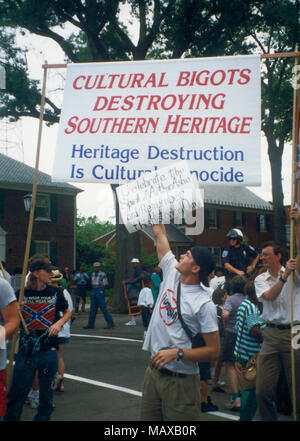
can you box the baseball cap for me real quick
[190,246,216,274]
[93,262,101,267]
[131,258,140,263]
[29,259,54,273]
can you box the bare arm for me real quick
[1,301,19,339]
[247,254,260,274]
[48,308,72,336]
[224,262,245,276]
[151,331,220,369]
[151,224,171,263]
[260,258,296,301]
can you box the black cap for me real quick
[29,259,54,273]
[190,246,216,274]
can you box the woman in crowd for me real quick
[234,280,265,421]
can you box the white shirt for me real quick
[138,287,154,308]
[58,288,73,338]
[209,275,225,291]
[143,251,218,375]
[255,267,300,324]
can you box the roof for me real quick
[203,185,273,211]
[0,153,81,194]
[143,223,194,244]
[93,223,194,246]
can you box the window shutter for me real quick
[0,191,5,217]
[29,241,36,257]
[50,195,58,221]
[242,212,246,227]
[256,214,260,232]
[217,210,222,229]
[50,241,58,266]
[204,208,209,228]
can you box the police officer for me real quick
[222,229,259,292]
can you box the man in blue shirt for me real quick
[73,266,89,313]
[83,262,114,329]
[222,229,259,293]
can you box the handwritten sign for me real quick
[116,162,204,234]
[52,55,261,186]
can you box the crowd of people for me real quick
[0,208,300,421]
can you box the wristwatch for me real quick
[279,275,287,283]
[177,348,184,361]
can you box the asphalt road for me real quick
[12,311,292,424]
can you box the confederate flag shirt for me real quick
[16,285,68,357]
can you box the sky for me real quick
[0,14,294,223]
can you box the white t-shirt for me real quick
[138,287,154,308]
[0,279,16,370]
[255,267,300,324]
[58,288,73,338]
[143,251,218,374]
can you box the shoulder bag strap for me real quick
[236,306,247,357]
[177,282,193,342]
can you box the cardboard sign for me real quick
[116,162,204,234]
[52,55,261,186]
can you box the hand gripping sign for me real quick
[116,162,204,235]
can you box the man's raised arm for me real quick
[151,224,171,263]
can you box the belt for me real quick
[266,323,291,330]
[150,364,187,378]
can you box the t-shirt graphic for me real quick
[159,289,178,326]
[22,298,56,330]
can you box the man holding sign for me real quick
[141,224,220,421]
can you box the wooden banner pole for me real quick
[6,62,48,387]
[289,47,299,422]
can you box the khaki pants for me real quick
[140,366,201,421]
[256,326,300,421]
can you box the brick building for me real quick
[0,153,81,273]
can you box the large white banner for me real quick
[52,55,261,185]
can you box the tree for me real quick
[76,215,115,282]
[0,0,298,309]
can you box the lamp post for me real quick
[23,193,32,213]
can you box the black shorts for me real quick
[221,330,237,362]
[198,362,211,381]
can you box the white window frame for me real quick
[35,194,51,221]
[33,241,50,258]
[207,208,218,229]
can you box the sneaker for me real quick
[201,396,219,412]
[125,320,136,326]
[225,396,241,412]
[104,324,115,329]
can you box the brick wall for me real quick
[0,189,76,273]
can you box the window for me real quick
[208,247,221,265]
[35,194,51,220]
[257,214,270,232]
[205,208,221,229]
[33,241,50,258]
[234,211,246,228]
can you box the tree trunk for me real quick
[108,185,142,313]
[267,134,287,249]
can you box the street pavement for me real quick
[14,311,292,423]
